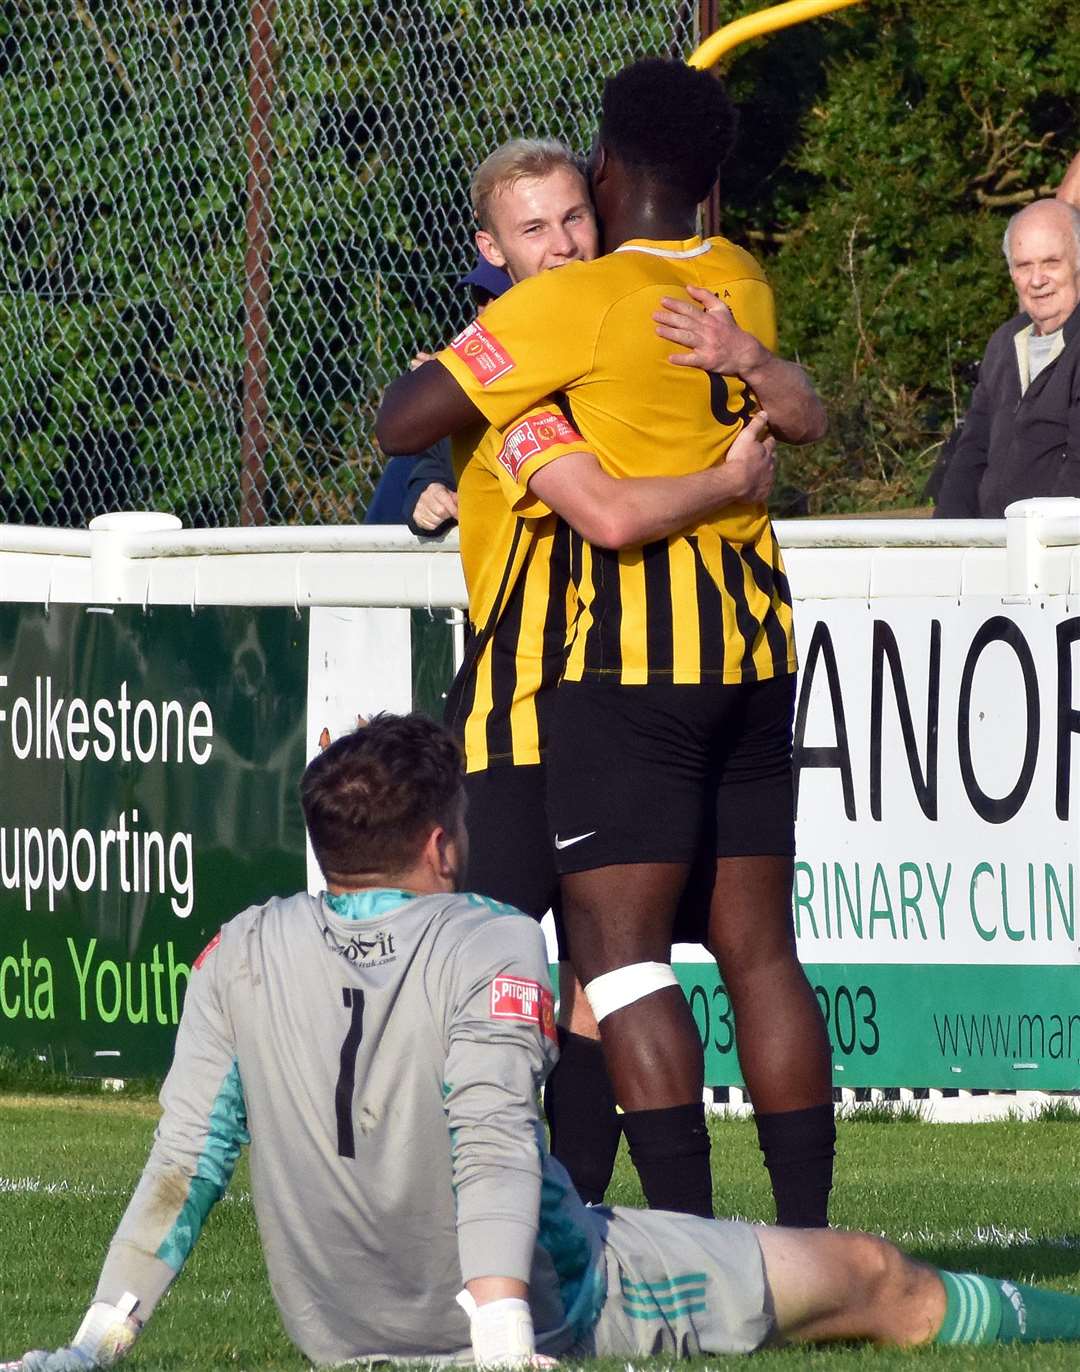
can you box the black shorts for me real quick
[546,675,796,878]
[463,764,566,948]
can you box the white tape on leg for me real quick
[583,961,679,1023]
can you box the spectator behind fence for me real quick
[365,258,509,533]
[362,453,421,525]
[404,439,455,534]
[934,198,1080,517]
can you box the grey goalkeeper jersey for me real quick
[94,888,606,1365]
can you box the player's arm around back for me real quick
[379,267,597,456]
[527,412,777,549]
[377,358,486,455]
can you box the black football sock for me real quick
[754,1102,836,1227]
[544,1029,622,1205]
[620,1101,713,1217]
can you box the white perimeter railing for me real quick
[5,498,1080,611]
[4,499,1080,1122]
[0,498,1077,609]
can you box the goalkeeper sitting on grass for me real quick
[14,714,1080,1369]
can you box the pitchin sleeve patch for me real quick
[496,411,584,479]
[449,321,515,385]
[490,976,558,1042]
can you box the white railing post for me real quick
[88,511,182,603]
[1004,497,1080,596]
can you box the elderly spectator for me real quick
[935,198,1080,518]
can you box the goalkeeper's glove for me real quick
[455,1291,557,1369]
[16,1295,141,1372]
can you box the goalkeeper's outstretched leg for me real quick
[758,1225,1080,1348]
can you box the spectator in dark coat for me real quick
[935,199,1080,518]
[365,258,510,531]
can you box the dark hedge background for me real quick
[0,0,1076,522]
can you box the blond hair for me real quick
[470,138,583,230]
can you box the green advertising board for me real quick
[0,604,309,1075]
[677,963,1080,1092]
[3,593,1077,1091]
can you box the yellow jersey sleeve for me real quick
[718,275,778,353]
[479,404,592,517]
[437,265,601,431]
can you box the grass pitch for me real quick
[2,1094,1080,1370]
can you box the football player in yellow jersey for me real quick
[441,141,783,1208]
[378,60,833,1228]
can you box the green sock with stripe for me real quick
[936,1270,1080,1344]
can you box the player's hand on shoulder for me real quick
[409,350,438,370]
[723,411,776,505]
[655,284,769,378]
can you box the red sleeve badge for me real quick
[495,411,584,480]
[194,932,221,969]
[490,976,558,1042]
[449,321,515,386]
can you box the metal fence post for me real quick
[240,0,277,527]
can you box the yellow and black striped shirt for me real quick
[447,409,586,771]
[438,237,798,685]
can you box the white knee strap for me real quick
[584,961,679,1023]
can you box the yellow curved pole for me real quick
[688,0,865,70]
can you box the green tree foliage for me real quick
[0,0,1075,524]
[0,0,681,525]
[0,0,249,524]
[722,0,1079,512]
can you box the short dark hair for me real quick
[300,714,463,881]
[599,58,737,207]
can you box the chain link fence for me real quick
[0,0,698,528]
